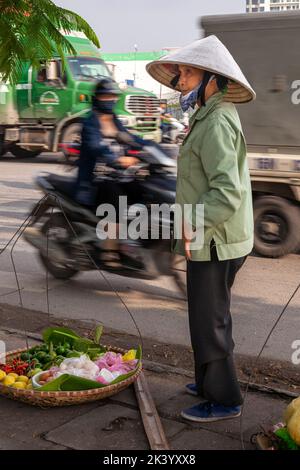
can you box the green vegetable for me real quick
[20,352,31,361]
[27,368,43,378]
[41,325,108,363]
[42,326,103,353]
[66,350,81,358]
[28,347,38,354]
[42,354,53,364]
[54,355,65,365]
[36,351,47,362]
[274,427,300,450]
[55,346,66,356]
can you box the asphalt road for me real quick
[0,153,299,365]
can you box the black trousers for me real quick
[186,241,247,407]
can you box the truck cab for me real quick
[0,32,161,158]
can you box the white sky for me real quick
[55,0,245,52]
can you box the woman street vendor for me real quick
[147,35,256,422]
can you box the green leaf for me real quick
[42,327,81,345]
[109,367,140,386]
[0,0,100,84]
[94,325,103,344]
[38,373,106,391]
[72,339,90,353]
[274,427,300,450]
[136,345,142,361]
[66,350,82,358]
[87,346,106,361]
[72,339,99,352]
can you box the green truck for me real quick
[0,32,161,158]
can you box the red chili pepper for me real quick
[0,358,29,375]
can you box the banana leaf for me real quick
[87,348,106,360]
[37,363,141,391]
[136,345,142,361]
[72,338,102,352]
[109,367,140,386]
[42,327,106,355]
[42,327,81,345]
[37,374,105,391]
[94,325,103,344]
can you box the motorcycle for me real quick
[161,117,186,144]
[23,142,186,295]
[175,122,189,144]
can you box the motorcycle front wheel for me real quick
[39,213,80,280]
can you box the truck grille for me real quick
[126,95,160,116]
[135,117,159,131]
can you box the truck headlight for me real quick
[118,117,129,126]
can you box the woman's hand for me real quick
[183,223,192,260]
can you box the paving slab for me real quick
[44,404,150,450]
[170,428,252,451]
[0,436,68,451]
[0,395,102,447]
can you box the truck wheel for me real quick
[62,123,82,145]
[254,196,300,258]
[61,123,82,164]
[9,144,41,159]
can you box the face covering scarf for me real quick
[179,82,203,112]
[94,99,117,114]
[179,74,217,112]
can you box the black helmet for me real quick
[94,78,121,97]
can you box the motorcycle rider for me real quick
[74,78,148,265]
[74,78,142,206]
[24,78,176,273]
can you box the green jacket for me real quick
[172,92,254,261]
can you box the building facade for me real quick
[246,0,300,12]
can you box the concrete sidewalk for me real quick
[0,329,290,451]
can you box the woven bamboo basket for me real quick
[0,347,142,407]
